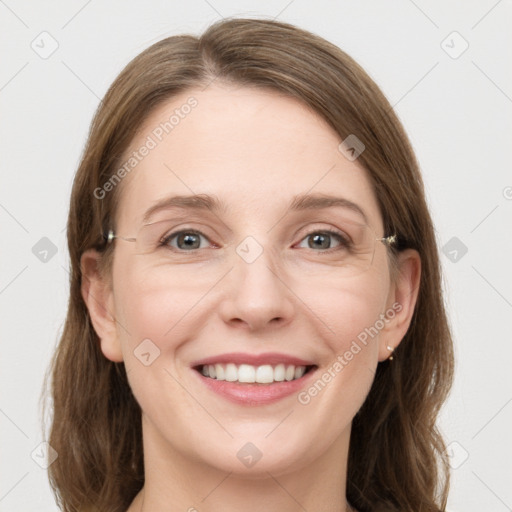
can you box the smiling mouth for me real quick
[194,363,317,385]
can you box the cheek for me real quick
[113,256,216,338]
[111,259,201,372]
[295,270,388,351]
[111,264,203,417]
[292,272,388,408]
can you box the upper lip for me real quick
[191,352,316,368]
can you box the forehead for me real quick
[114,84,382,232]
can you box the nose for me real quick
[217,245,295,332]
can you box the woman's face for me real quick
[93,84,407,476]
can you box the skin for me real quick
[81,83,421,512]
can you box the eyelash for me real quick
[159,228,352,253]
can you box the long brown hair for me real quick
[43,17,454,512]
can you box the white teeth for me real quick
[199,363,309,383]
[238,364,256,383]
[274,363,285,382]
[215,364,225,380]
[294,366,304,379]
[225,363,238,382]
[255,365,274,384]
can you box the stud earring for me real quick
[386,345,395,361]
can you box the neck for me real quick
[127,415,354,512]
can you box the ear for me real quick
[80,249,123,362]
[378,249,421,362]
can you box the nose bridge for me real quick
[235,233,287,294]
[220,234,294,329]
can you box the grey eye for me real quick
[162,230,209,251]
[297,231,347,251]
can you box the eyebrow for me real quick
[142,192,368,225]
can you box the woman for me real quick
[44,17,454,512]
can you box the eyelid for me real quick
[294,221,352,242]
[153,220,220,240]
[144,213,232,238]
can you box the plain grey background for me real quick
[1,1,511,510]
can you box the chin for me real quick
[185,426,324,479]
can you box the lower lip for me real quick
[194,368,317,406]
